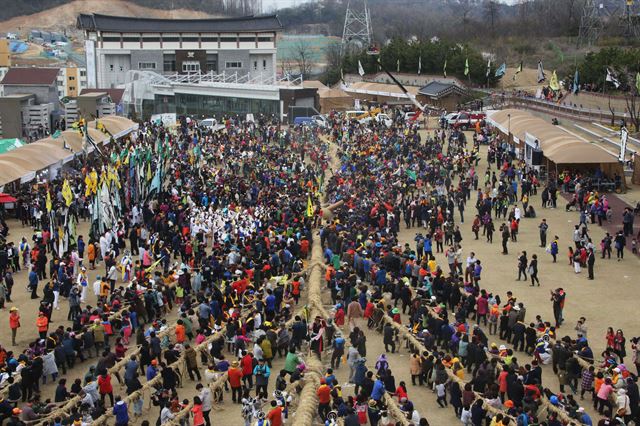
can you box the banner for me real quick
[619,126,629,162]
[549,70,560,91]
[62,179,73,207]
[537,60,546,83]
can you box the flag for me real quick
[46,191,52,212]
[606,68,620,88]
[636,72,640,93]
[397,59,400,73]
[572,69,580,94]
[306,194,313,217]
[464,58,469,76]
[443,60,447,78]
[358,60,365,77]
[145,256,164,273]
[495,62,506,78]
[537,60,546,83]
[418,56,422,75]
[62,179,73,207]
[513,61,523,81]
[549,70,560,91]
[406,169,417,181]
[52,130,61,139]
[486,59,491,78]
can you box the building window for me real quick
[102,36,120,42]
[257,36,273,42]
[225,61,242,69]
[109,64,114,71]
[253,61,257,71]
[163,54,176,72]
[142,37,160,42]
[182,61,200,72]
[182,36,199,42]
[201,36,217,42]
[80,70,86,77]
[122,36,139,43]
[69,86,75,91]
[138,62,157,70]
[239,36,255,42]
[263,59,267,70]
[205,54,217,73]
[220,37,236,43]
[162,36,179,42]
[69,76,75,81]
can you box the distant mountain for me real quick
[0,0,261,30]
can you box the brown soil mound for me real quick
[0,0,217,32]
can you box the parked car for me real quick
[311,115,329,128]
[293,116,314,126]
[360,113,393,127]
[200,118,217,129]
[446,111,486,130]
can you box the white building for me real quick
[77,13,283,89]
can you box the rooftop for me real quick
[0,94,35,99]
[418,81,467,98]
[80,88,125,104]
[1,68,59,86]
[77,13,283,33]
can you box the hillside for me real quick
[0,0,216,32]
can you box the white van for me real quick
[200,118,217,129]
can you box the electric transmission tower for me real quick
[577,0,603,47]
[620,0,640,40]
[340,0,373,56]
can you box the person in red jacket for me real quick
[97,372,114,407]
[334,304,345,327]
[317,378,332,421]
[240,351,254,389]
[227,360,244,403]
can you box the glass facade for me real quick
[169,93,279,116]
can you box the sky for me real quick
[262,0,517,12]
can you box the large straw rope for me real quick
[450,286,594,423]
[0,269,182,399]
[89,317,239,426]
[164,372,230,426]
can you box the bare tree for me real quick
[625,93,640,132]
[293,39,314,80]
[609,96,616,127]
[483,0,500,36]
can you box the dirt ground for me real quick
[1,126,639,425]
[0,1,216,33]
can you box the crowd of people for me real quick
[0,104,635,426]
[314,109,638,426]
[0,116,334,425]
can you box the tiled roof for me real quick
[1,68,59,85]
[77,13,283,33]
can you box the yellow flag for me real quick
[549,70,560,91]
[306,194,313,217]
[61,179,73,207]
[146,163,152,181]
[45,191,52,212]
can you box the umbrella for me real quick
[0,193,17,203]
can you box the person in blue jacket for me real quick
[113,396,129,426]
[370,375,386,401]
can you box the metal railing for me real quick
[496,94,629,124]
[135,70,303,87]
